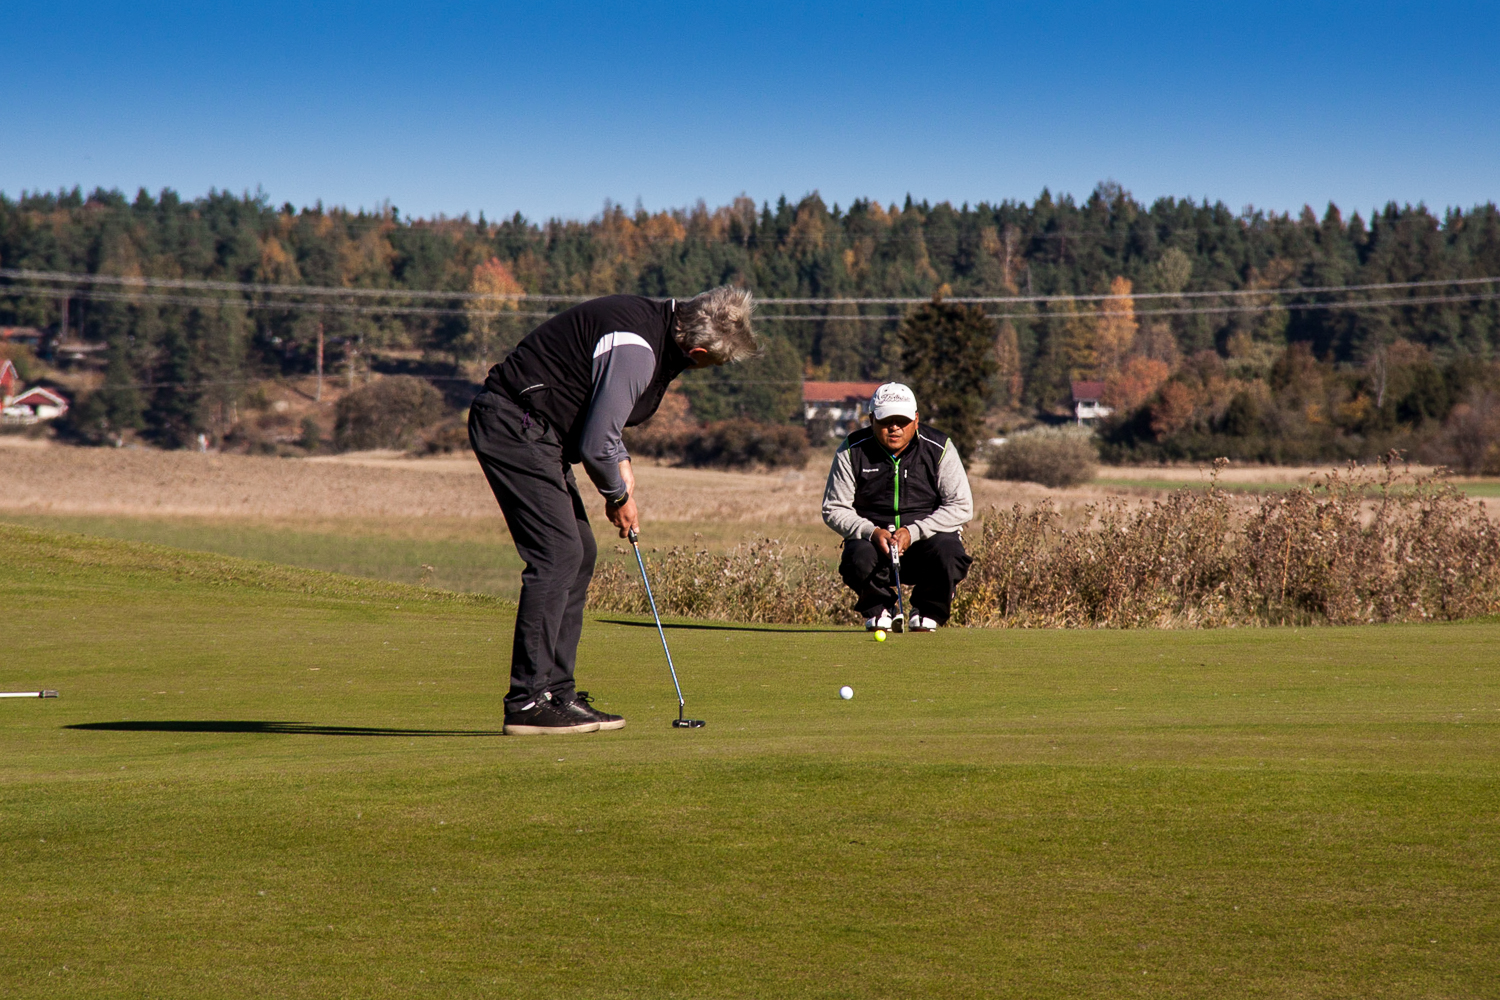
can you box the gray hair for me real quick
[675,286,758,365]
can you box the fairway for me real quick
[3,525,1498,998]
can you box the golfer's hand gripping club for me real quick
[887,524,907,630]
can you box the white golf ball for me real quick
[839,686,854,700]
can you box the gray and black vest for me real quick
[484,295,691,461]
[844,425,954,529]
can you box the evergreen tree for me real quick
[678,333,802,424]
[899,297,998,461]
[149,321,199,448]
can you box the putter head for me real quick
[41,690,58,698]
[672,719,706,728]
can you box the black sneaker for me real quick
[559,691,627,731]
[504,693,600,735]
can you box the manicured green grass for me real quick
[3,524,1498,998]
[0,513,529,598]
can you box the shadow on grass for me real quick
[598,618,850,634]
[67,721,503,737]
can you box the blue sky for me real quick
[3,1,1496,221]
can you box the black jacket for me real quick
[484,295,691,462]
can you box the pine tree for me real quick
[148,322,199,448]
[678,333,802,424]
[899,296,999,461]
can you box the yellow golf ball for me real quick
[875,629,887,641]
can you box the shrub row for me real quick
[590,459,1500,628]
[587,538,854,625]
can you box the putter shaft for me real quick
[888,524,907,628]
[628,528,688,719]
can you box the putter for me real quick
[628,528,705,728]
[888,524,908,633]
[0,690,58,698]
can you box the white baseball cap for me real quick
[869,382,918,421]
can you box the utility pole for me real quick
[315,323,324,402]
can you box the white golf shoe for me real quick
[864,609,895,631]
[908,614,938,632]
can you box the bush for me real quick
[587,459,1500,628]
[588,538,855,625]
[333,376,445,451]
[953,458,1500,627]
[1419,391,1500,474]
[411,419,470,456]
[986,426,1098,487]
[299,416,323,453]
[679,419,808,470]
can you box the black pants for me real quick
[839,531,971,624]
[469,390,597,710]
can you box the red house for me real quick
[0,359,17,400]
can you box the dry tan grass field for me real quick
[2,436,1491,549]
[0,437,1115,530]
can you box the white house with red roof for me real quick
[1071,380,1113,423]
[803,381,882,438]
[2,364,70,424]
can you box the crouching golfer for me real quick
[470,289,757,734]
[821,383,973,632]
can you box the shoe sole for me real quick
[594,718,627,731]
[503,721,600,735]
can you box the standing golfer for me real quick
[469,289,757,734]
[821,383,973,631]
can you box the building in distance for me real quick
[1071,381,1113,424]
[803,381,882,439]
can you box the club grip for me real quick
[628,527,639,544]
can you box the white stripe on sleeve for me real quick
[593,331,653,358]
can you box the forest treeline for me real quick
[2,183,1498,465]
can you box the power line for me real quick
[0,267,579,304]
[4,266,1498,308]
[762,291,1500,322]
[758,276,1500,305]
[0,286,560,320]
[7,283,1498,326]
